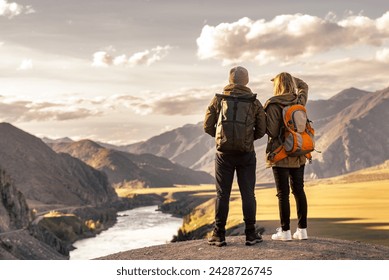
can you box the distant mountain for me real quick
[41,136,74,144]
[49,139,214,188]
[123,123,215,168]
[308,87,370,119]
[115,122,271,182]
[307,87,389,178]
[114,87,389,182]
[306,87,372,132]
[0,123,118,211]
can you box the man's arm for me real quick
[203,96,218,137]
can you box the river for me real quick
[69,205,183,260]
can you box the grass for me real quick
[116,167,389,246]
[115,184,216,197]
[255,179,389,246]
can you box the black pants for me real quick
[272,165,307,231]
[214,151,257,233]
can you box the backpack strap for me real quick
[215,93,257,102]
[273,103,286,143]
[215,93,257,116]
[215,94,223,117]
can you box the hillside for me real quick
[307,87,389,178]
[0,169,67,260]
[123,123,215,169]
[0,123,127,259]
[308,159,389,184]
[0,169,31,233]
[97,235,389,260]
[49,139,214,188]
[0,123,118,211]
[112,87,389,182]
[306,87,372,128]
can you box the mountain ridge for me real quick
[308,87,389,177]
[0,122,118,211]
[49,138,214,188]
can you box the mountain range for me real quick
[0,123,118,212]
[122,123,216,170]
[110,87,389,182]
[0,122,214,211]
[2,86,386,199]
[48,139,214,188]
[307,86,389,178]
[0,122,213,259]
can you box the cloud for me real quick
[92,45,172,67]
[0,0,35,18]
[127,45,172,66]
[17,59,33,70]
[0,97,102,122]
[111,55,389,110]
[196,11,389,65]
[287,56,389,98]
[376,48,389,63]
[92,51,113,67]
[115,86,220,116]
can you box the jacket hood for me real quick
[264,92,298,109]
[223,84,253,97]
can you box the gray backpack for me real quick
[215,93,257,152]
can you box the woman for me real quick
[264,72,309,241]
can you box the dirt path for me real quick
[96,235,389,260]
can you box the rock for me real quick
[96,236,389,260]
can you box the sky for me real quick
[1,0,389,145]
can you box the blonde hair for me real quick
[272,72,296,96]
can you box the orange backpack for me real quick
[268,104,315,163]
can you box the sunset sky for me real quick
[1,0,389,144]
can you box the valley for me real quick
[118,161,389,247]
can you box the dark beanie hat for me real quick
[229,66,249,85]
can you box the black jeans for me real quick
[214,151,257,233]
[272,165,307,231]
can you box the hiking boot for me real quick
[271,228,292,241]
[245,230,263,246]
[208,230,226,247]
[293,228,308,240]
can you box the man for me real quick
[203,66,266,246]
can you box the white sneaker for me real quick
[293,228,308,240]
[271,228,292,241]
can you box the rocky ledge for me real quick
[96,235,389,260]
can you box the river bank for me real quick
[63,189,210,259]
[30,193,166,259]
[70,205,182,260]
